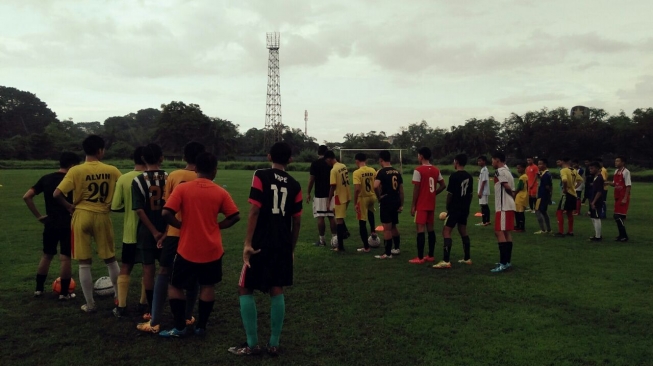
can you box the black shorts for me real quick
[379,203,399,225]
[239,253,293,293]
[170,254,222,288]
[445,211,469,228]
[590,203,603,219]
[43,225,71,256]
[121,243,143,264]
[557,193,577,212]
[137,227,161,265]
[159,236,179,268]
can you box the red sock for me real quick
[556,210,564,234]
[567,212,574,233]
[575,199,581,214]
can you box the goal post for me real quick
[338,148,406,174]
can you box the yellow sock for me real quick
[117,275,130,308]
[140,277,147,305]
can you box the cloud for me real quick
[616,75,653,100]
[496,93,568,106]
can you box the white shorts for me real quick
[313,197,335,218]
[479,195,489,205]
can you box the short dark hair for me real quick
[454,153,467,166]
[324,150,336,160]
[589,161,601,169]
[418,147,432,160]
[561,157,571,163]
[491,152,505,163]
[477,155,487,163]
[195,152,218,175]
[270,142,292,164]
[59,152,80,169]
[183,141,205,164]
[615,156,627,163]
[82,135,105,156]
[379,150,391,162]
[318,145,328,155]
[538,158,548,166]
[354,153,367,162]
[516,161,527,169]
[142,143,163,165]
[133,146,145,165]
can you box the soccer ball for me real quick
[330,236,339,248]
[94,276,115,297]
[52,277,76,294]
[368,235,381,248]
[439,212,448,221]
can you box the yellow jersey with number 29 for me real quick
[57,161,122,214]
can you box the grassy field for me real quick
[0,168,651,366]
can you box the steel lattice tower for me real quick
[264,32,283,148]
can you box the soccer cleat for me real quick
[228,343,263,356]
[81,303,97,313]
[617,237,629,242]
[423,256,435,262]
[490,264,507,273]
[514,229,524,233]
[267,345,280,357]
[142,312,152,321]
[432,261,452,269]
[356,247,370,253]
[331,248,345,253]
[391,249,401,255]
[474,222,485,226]
[159,327,186,338]
[313,240,326,247]
[194,328,206,337]
[566,232,574,237]
[458,259,473,265]
[136,321,160,334]
[408,257,425,264]
[533,230,547,234]
[59,294,76,301]
[553,233,565,238]
[589,236,602,242]
[186,316,196,326]
[374,254,393,259]
[112,307,127,318]
[34,291,43,297]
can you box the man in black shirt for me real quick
[434,154,474,268]
[588,161,604,241]
[23,152,80,299]
[374,150,404,259]
[306,145,336,246]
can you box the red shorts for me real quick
[495,211,515,232]
[614,197,630,215]
[414,210,434,225]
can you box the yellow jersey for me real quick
[111,170,143,244]
[57,161,122,214]
[515,174,529,207]
[353,166,376,198]
[560,167,582,196]
[330,162,351,205]
[164,169,199,237]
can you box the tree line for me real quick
[1,85,652,167]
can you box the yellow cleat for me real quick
[432,261,452,269]
[458,259,473,265]
[136,321,160,334]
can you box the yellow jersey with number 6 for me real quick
[330,162,351,205]
[353,166,377,199]
[57,161,122,214]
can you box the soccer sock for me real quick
[197,300,214,330]
[239,295,259,347]
[140,278,147,305]
[384,239,392,256]
[529,197,535,210]
[117,275,130,308]
[60,278,71,296]
[185,283,199,320]
[416,232,425,259]
[79,264,94,306]
[535,211,546,231]
[270,294,286,347]
[556,210,564,234]
[106,261,120,298]
[481,204,490,223]
[567,212,574,233]
[462,236,471,261]
[392,235,400,250]
[576,198,581,214]
[150,274,168,326]
[35,274,47,292]
[543,212,551,231]
[498,242,507,265]
[336,223,345,250]
[443,238,453,262]
[343,221,349,233]
[169,298,187,331]
[615,215,627,238]
[515,212,523,230]
[506,242,513,263]
[592,218,602,238]
[368,211,376,233]
[427,231,436,257]
[359,221,369,249]
[146,290,154,311]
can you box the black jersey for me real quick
[447,170,474,213]
[132,170,168,232]
[249,169,303,255]
[32,172,73,228]
[309,157,332,198]
[375,167,403,205]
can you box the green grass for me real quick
[0,168,651,366]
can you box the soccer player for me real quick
[23,152,80,299]
[554,158,582,237]
[534,159,553,234]
[159,152,240,338]
[608,156,632,242]
[352,153,378,253]
[526,157,539,213]
[374,150,404,259]
[588,162,604,242]
[513,162,529,232]
[433,154,473,268]
[572,160,584,215]
[325,150,351,252]
[583,159,592,205]
[137,142,205,333]
[599,159,609,219]
[409,147,445,264]
[229,142,302,356]
[111,146,147,317]
[476,156,491,226]
[306,145,336,246]
[53,135,122,312]
[490,152,515,273]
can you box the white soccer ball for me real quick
[330,236,339,248]
[368,235,381,248]
[94,276,115,297]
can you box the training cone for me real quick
[375,225,384,232]
[474,212,482,217]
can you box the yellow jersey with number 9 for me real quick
[353,166,377,198]
[57,161,122,214]
[330,162,351,205]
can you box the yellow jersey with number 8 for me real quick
[353,166,377,198]
[57,161,122,214]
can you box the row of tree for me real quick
[1,86,652,166]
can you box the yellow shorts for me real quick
[356,196,376,221]
[71,210,115,260]
[334,202,348,219]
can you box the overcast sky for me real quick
[1,0,651,143]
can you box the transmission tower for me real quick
[264,32,283,149]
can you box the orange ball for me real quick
[52,277,76,294]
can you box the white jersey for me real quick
[494,166,515,211]
[478,166,490,196]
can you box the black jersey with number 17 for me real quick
[375,167,403,205]
[132,170,168,232]
[447,170,474,214]
[249,169,303,255]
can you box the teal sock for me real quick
[239,295,258,347]
[269,294,285,347]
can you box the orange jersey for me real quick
[526,164,538,195]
